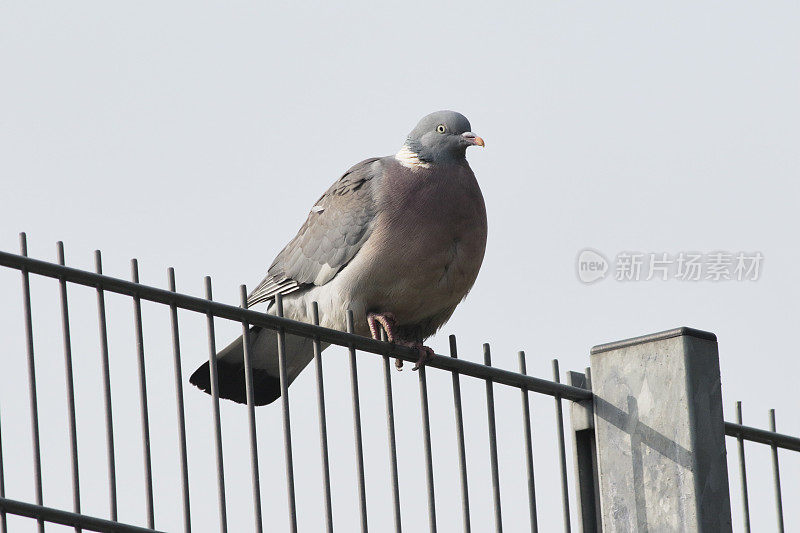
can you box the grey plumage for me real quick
[190,110,487,405]
[247,157,382,307]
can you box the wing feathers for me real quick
[246,157,382,308]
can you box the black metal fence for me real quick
[725,405,799,532]
[0,233,797,532]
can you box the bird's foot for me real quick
[396,340,435,371]
[413,344,435,371]
[367,312,406,371]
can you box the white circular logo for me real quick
[577,249,608,283]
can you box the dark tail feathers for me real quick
[189,359,281,406]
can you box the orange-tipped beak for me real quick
[462,132,485,147]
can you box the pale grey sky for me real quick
[1,2,798,531]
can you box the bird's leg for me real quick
[367,312,398,341]
[366,313,435,371]
[367,312,405,370]
[367,313,434,370]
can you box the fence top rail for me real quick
[724,421,800,452]
[7,247,800,445]
[0,248,592,402]
[0,496,164,533]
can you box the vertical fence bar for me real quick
[518,352,539,533]
[736,402,750,533]
[167,268,191,533]
[274,294,298,533]
[204,277,228,533]
[449,335,470,533]
[346,311,368,533]
[552,360,571,533]
[769,409,784,532]
[380,330,402,533]
[94,251,118,522]
[566,371,599,533]
[19,234,44,533]
[57,242,81,533]
[239,286,263,533]
[311,303,334,533]
[418,364,437,533]
[0,403,6,533]
[483,345,502,533]
[131,259,155,529]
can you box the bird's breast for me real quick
[354,161,487,323]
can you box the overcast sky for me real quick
[1,2,798,532]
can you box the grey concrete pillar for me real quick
[590,327,732,532]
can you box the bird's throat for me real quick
[394,145,431,170]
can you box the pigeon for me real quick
[190,110,487,405]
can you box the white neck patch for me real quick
[394,145,431,170]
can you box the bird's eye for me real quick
[436,124,446,134]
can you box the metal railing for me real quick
[0,233,798,532]
[724,404,799,532]
[0,234,588,532]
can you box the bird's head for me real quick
[402,110,484,165]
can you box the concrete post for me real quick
[590,327,732,532]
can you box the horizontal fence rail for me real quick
[724,421,800,452]
[0,498,165,533]
[0,249,592,403]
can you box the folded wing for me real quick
[247,157,382,307]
